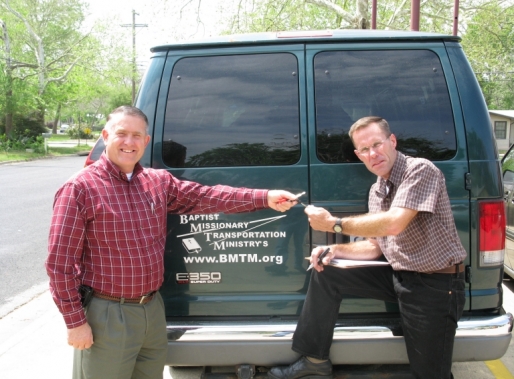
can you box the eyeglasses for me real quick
[355,138,388,156]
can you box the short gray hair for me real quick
[104,106,149,134]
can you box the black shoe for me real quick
[268,356,333,379]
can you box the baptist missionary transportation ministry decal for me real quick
[177,214,288,265]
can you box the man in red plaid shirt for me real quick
[46,106,298,379]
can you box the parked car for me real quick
[501,145,514,279]
[90,29,513,376]
[84,137,105,167]
[59,124,70,134]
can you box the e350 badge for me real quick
[176,272,221,284]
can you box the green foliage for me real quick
[106,89,133,114]
[66,126,93,139]
[0,132,45,152]
[0,134,10,154]
[461,3,514,110]
[227,0,342,33]
[0,111,46,152]
[0,0,133,132]
[224,0,514,110]
[13,115,47,139]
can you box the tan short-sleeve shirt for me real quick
[368,152,467,272]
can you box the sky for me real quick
[84,0,236,69]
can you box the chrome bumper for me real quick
[166,313,513,366]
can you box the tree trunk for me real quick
[52,103,61,134]
[355,0,369,29]
[0,19,14,137]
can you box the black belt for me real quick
[93,291,156,304]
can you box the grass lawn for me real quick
[0,132,98,163]
[0,145,91,163]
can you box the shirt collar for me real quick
[375,151,406,198]
[97,153,144,182]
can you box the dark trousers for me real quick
[292,265,465,379]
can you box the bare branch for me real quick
[305,0,354,25]
[47,58,80,84]
[385,0,409,27]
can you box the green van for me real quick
[134,30,513,376]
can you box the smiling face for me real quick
[353,122,397,180]
[102,113,151,173]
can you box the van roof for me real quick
[151,29,460,52]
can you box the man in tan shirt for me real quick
[269,116,466,379]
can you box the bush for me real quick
[0,134,10,153]
[66,126,94,139]
[13,114,47,139]
[0,133,44,153]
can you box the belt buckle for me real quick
[139,292,153,304]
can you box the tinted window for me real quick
[163,53,300,167]
[314,50,456,163]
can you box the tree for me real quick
[461,3,514,109]
[219,0,514,109]
[0,0,135,137]
[226,0,360,32]
[57,19,134,129]
[0,18,14,136]
[0,0,90,126]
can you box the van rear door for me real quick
[153,45,312,318]
[305,43,470,313]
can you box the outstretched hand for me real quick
[304,205,336,232]
[267,190,299,212]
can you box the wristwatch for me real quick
[333,218,343,234]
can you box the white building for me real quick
[489,110,514,151]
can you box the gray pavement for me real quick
[0,289,170,379]
[0,283,512,379]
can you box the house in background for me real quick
[489,110,514,152]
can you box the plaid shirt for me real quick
[369,152,467,272]
[46,154,268,328]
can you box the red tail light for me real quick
[479,200,505,267]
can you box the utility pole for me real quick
[121,10,148,104]
[410,0,420,31]
[452,0,460,36]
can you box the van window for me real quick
[163,53,300,167]
[314,50,457,163]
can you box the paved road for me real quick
[0,156,85,315]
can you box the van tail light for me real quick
[479,200,506,267]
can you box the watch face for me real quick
[333,225,342,233]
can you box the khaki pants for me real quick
[73,292,168,379]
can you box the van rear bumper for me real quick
[166,313,513,366]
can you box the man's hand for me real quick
[309,245,336,272]
[67,322,94,350]
[267,190,299,212]
[304,205,337,232]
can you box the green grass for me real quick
[0,145,91,163]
